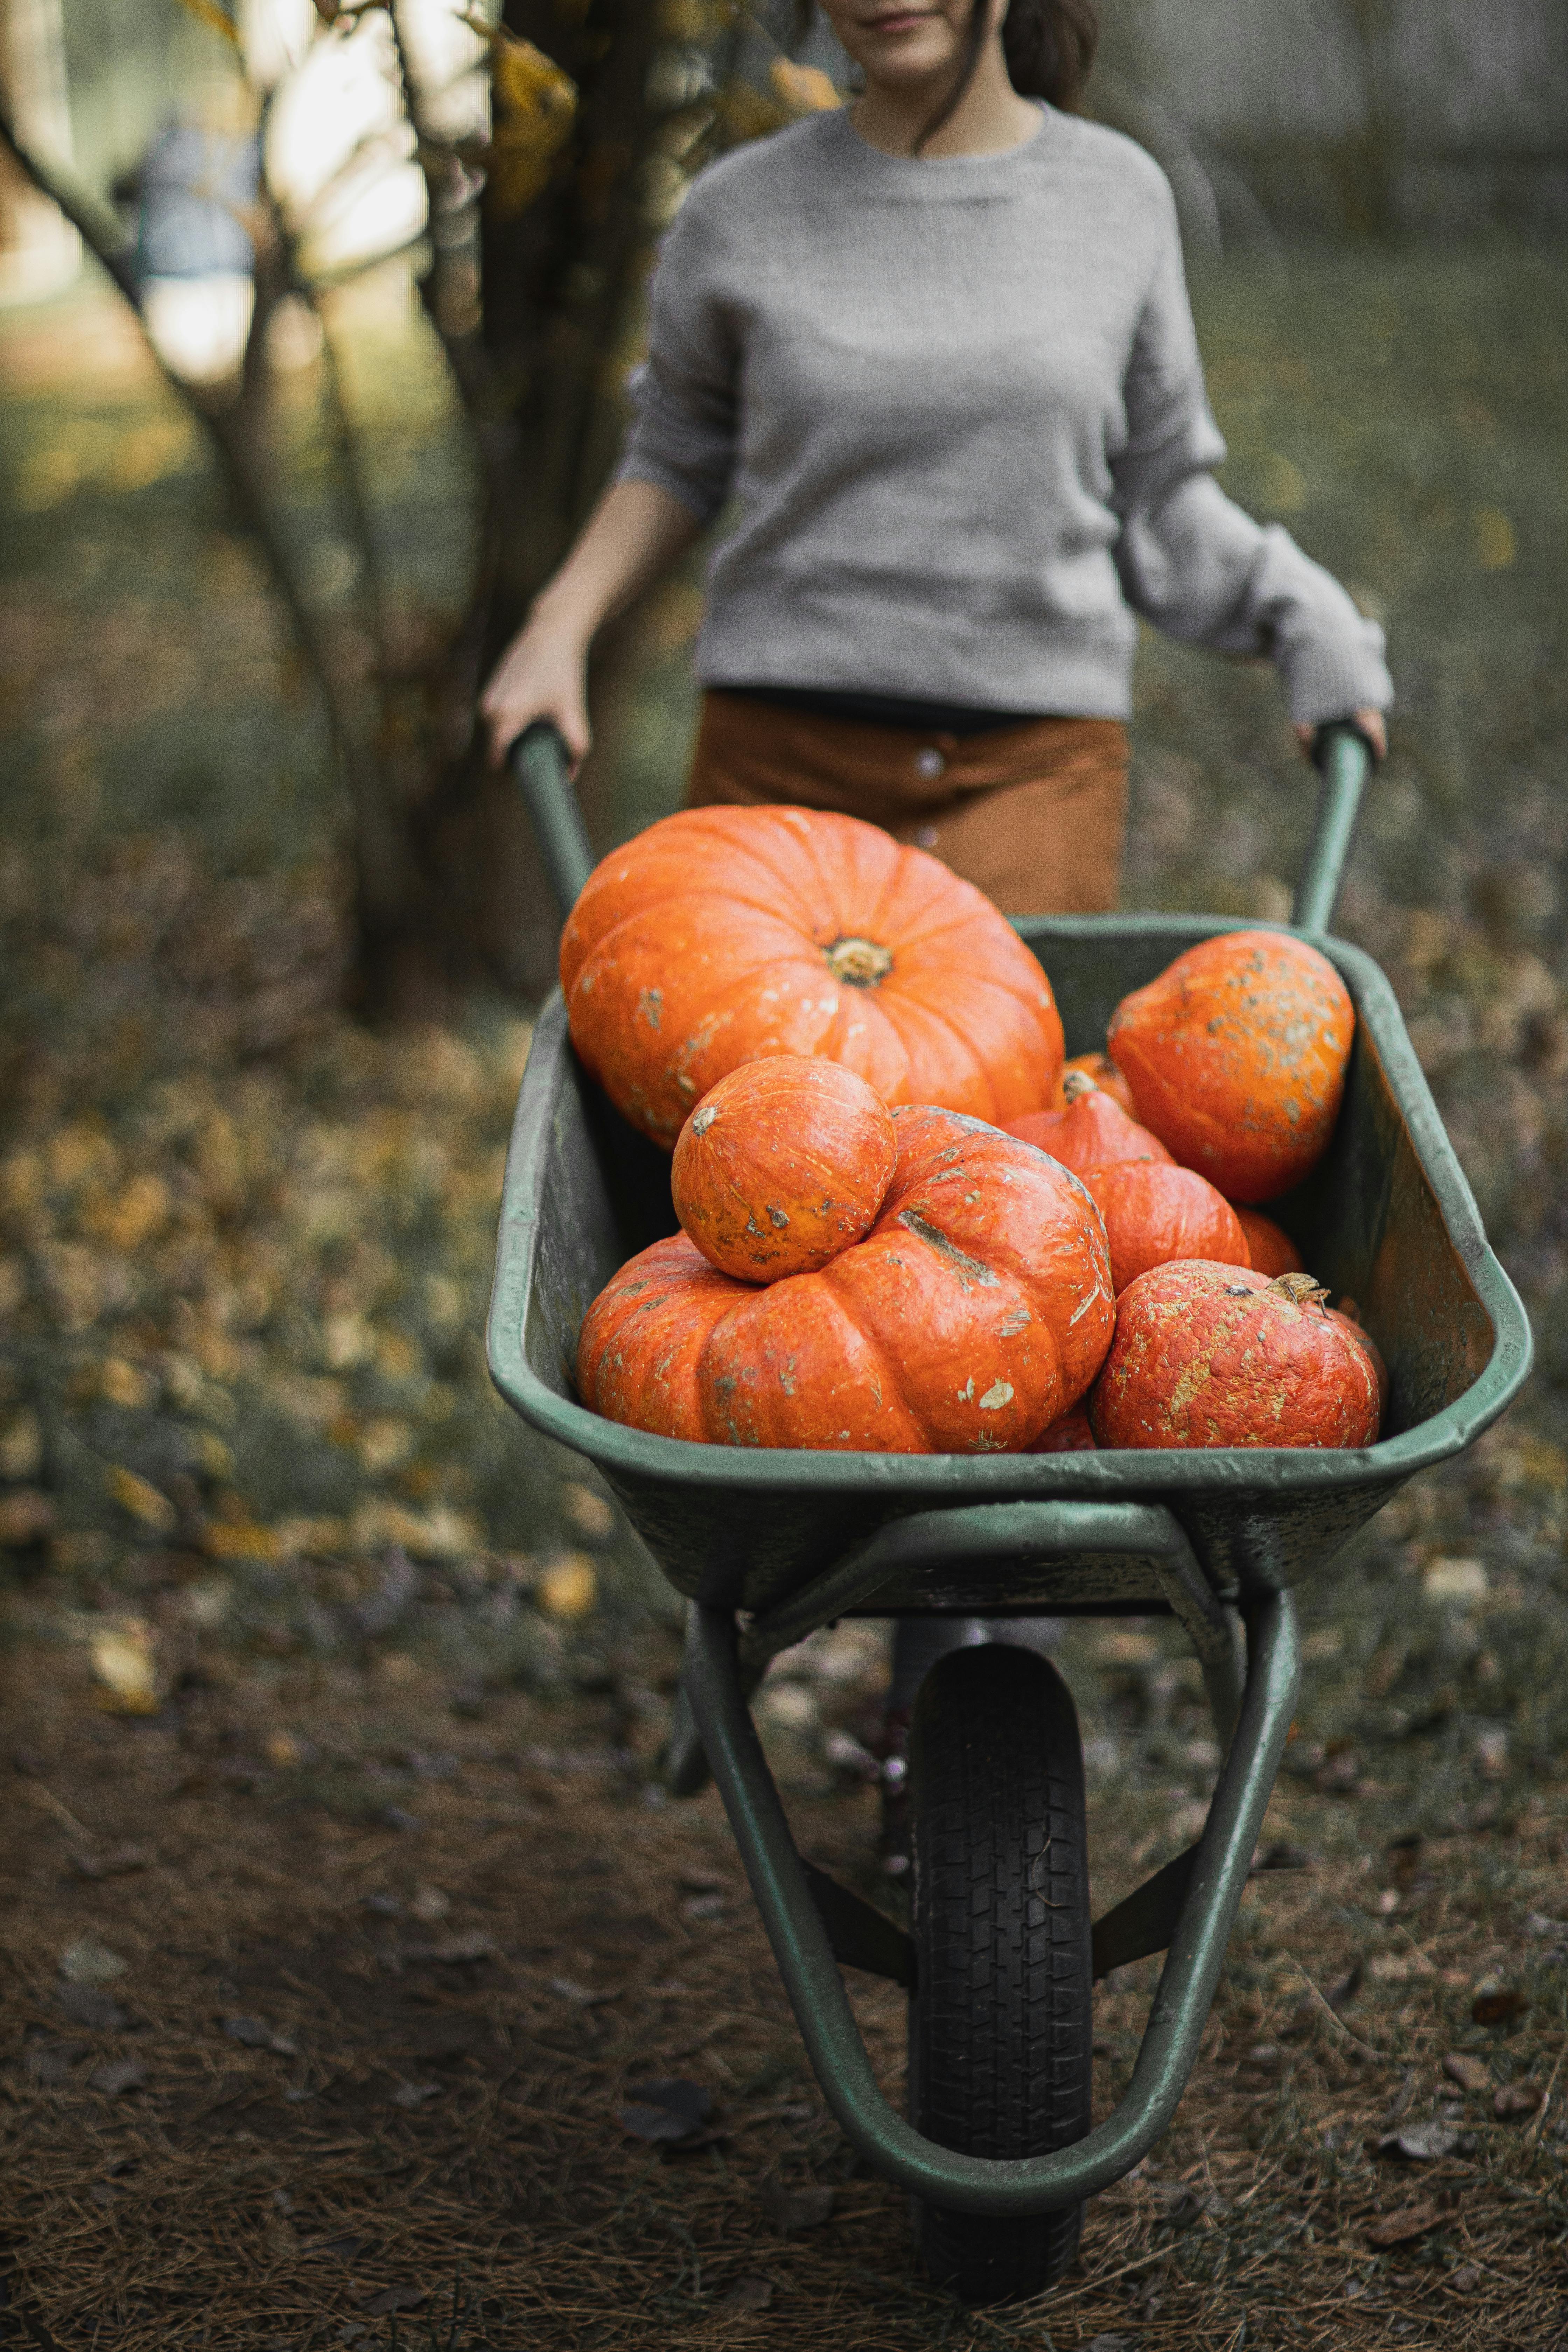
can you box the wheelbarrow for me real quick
[486,720,1532,2304]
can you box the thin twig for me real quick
[1281,1948,1385,2063]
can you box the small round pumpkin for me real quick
[1029,1409,1097,1454]
[671,1055,897,1284]
[1107,930,1354,1203]
[561,805,1065,1148]
[1005,1071,1172,1176]
[1057,1051,1136,1117]
[1079,1160,1250,1295]
[1233,1206,1305,1279]
[1088,1263,1382,1450]
[578,1106,1115,1454]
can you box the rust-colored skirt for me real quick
[686,690,1129,916]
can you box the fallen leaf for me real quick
[263,1731,306,1769]
[1525,1911,1568,1938]
[57,1983,127,2030]
[409,1885,450,1924]
[61,1933,127,1987]
[358,2285,428,2317]
[429,1931,496,1965]
[223,2016,299,2055]
[620,2078,712,2144]
[1493,2081,1544,2120]
[560,1482,615,1541]
[1378,2120,1473,2162]
[1366,2198,1451,2248]
[89,1617,162,1714]
[1471,1984,1529,2026]
[29,2044,83,2085]
[539,1553,597,1620]
[264,2212,300,2260]
[1449,2262,1481,2291]
[1421,1556,1488,1604]
[1442,2052,1492,2093]
[72,1843,153,1880]
[759,2179,834,2232]
[89,2058,146,2097]
[716,2275,774,2313]
[106,1466,176,1533]
[390,2080,442,2109]
[0,1489,56,1546]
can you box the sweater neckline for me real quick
[824,99,1053,197]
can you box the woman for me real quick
[482,0,1391,911]
[482,0,1391,1850]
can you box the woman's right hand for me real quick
[479,613,592,772]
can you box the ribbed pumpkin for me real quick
[671,1056,897,1284]
[1080,1161,1250,1294]
[1089,1263,1382,1450]
[1233,1206,1305,1278]
[1057,1051,1136,1117]
[560,806,1064,1148]
[1107,931,1354,1203]
[1005,1072,1172,1176]
[577,1106,1114,1454]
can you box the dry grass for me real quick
[3,1612,1565,2352]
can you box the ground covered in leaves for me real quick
[3,239,1568,2347]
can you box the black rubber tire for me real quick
[908,1640,1093,2306]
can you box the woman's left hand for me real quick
[1296,707,1387,762]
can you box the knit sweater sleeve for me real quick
[1111,189,1393,728]
[616,191,739,525]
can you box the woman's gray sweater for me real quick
[620,106,1392,729]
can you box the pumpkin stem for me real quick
[1062,1071,1099,1101]
[825,936,894,988]
[1269,1270,1330,1311]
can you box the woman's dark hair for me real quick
[793,2,1099,149]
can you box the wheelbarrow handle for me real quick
[1292,717,1380,935]
[507,720,595,919]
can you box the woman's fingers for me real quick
[479,628,593,770]
[1294,706,1388,762]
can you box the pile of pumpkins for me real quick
[563,806,1385,1457]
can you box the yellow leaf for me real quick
[769,58,844,114]
[174,0,241,42]
[488,35,578,219]
[100,1356,158,1411]
[1473,506,1517,571]
[203,1520,282,1562]
[90,1617,163,1714]
[108,1466,177,1533]
[539,1553,597,1620]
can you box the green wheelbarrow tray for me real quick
[485,726,1532,2221]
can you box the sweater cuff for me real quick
[1281,631,1395,730]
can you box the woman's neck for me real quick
[851,43,1041,159]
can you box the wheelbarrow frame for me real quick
[486,724,1532,2219]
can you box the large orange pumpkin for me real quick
[1107,931,1354,1203]
[1079,1161,1250,1294]
[670,1055,897,1284]
[1056,1051,1136,1116]
[1233,1206,1304,1278]
[560,806,1064,1148]
[577,1107,1114,1453]
[1005,1072,1173,1176]
[1089,1263,1381,1450]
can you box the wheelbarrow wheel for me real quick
[908,1639,1093,2305]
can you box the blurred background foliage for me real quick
[0,0,1567,1791]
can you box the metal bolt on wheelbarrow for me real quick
[488,719,1531,2304]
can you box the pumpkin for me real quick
[1057,1051,1137,1117]
[560,806,1064,1148]
[1029,1409,1097,1454]
[577,1106,1114,1453]
[1331,1297,1389,1415]
[1079,1160,1249,1294]
[1005,1071,1172,1176]
[1233,1206,1305,1278]
[671,1055,897,1284]
[1107,931,1354,1203]
[1088,1263,1382,1450]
